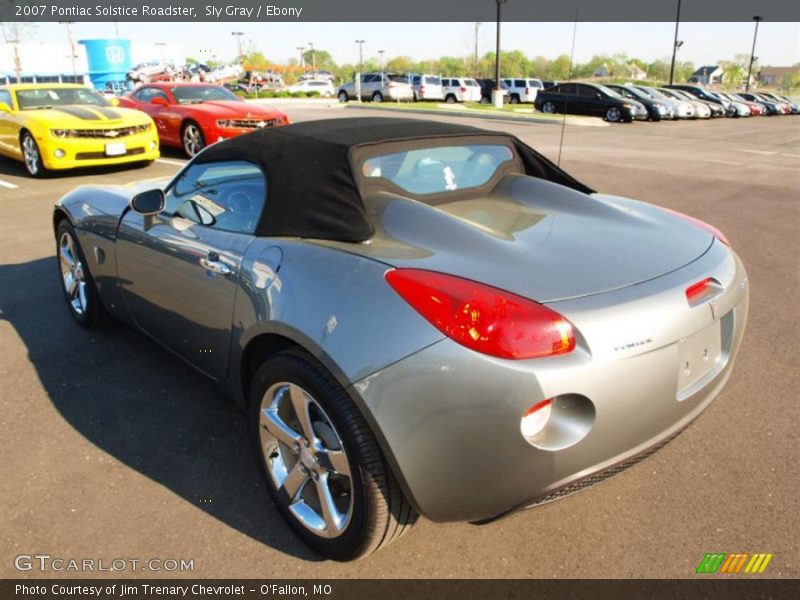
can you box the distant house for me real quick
[758,66,796,87]
[591,65,610,78]
[624,63,647,81]
[689,65,724,85]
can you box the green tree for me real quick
[242,51,269,71]
[303,49,337,72]
[385,56,414,73]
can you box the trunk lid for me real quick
[320,175,713,303]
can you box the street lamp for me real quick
[474,22,481,78]
[297,46,306,69]
[308,42,316,73]
[355,40,366,103]
[668,0,682,85]
[493,1,507,108]
[59,21,77,81]
[231,31,245,64]
[378,50,386,74]
[746,16,762,92]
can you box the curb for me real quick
[343,103,609,127]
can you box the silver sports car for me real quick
[53,118,748,561]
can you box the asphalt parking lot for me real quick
[1,105,798,578]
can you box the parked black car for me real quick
[606,84,674,121]
[542,80,559,89]
[533,82,648,122]
[476,78,510,104]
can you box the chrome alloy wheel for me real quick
[606,106,622,122]
[22,134,41,175]
[259,382,354,538]
[59,231,87,315]
[542,101,556,114]
[182,124,204,156]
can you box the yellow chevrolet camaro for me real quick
[0,83,159,177]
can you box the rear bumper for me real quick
[351,241,748,522]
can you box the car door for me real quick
[556,83,577,112]
[0,89,17,158]
[116,160,267,379]
[577,84,604,116]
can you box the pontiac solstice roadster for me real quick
[53,118,749,560]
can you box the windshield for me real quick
[170,85,241,104]
[634,87,660,98]
[15,87,110,110]
[361,144,515,196]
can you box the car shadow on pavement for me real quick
[0,156,158,180]
[0,256,322,562]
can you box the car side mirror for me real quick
[130,189,165,215]
[0,102,11,112]
[151,96,169,106]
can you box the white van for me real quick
[441,77,483,103]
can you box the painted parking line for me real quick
[734,149,776,156]
[155,158,187,167]
[0,178,19,189]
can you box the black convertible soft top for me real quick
[195,117,594,242]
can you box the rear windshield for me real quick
[360,144,515,196]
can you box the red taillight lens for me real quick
[460,86,467,92]
[685,277,721,305]
[662,207,729,245]
[385,269,576,360]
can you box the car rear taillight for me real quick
[685,277,722,306]
[662,207,729,246]
[460,86,467,93]
[525,87,530,95]
[385,269,576,360]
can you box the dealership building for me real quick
[0,40,183,90]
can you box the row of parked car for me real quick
[534,83,799,122]
[337,73,550,104]
[334,72,798,123]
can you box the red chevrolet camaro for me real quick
[119,83,289,157]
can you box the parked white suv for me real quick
[501,78,545,104]
[441,77,482,103]
[408,74,444,101]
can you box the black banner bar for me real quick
[2,0,799,22]
[4,579,799,600]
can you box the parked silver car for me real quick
[337,72,413,103]
[53,118,748,561]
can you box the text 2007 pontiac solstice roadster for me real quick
[53,118,748,560]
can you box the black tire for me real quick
[372,92,384,103]
[55,219,108,329]
[509,94,520,105]
[480,96,490,105]
[445,94,456,104]
[20,131,48,178]
[180,121,205,157]
[541,101,557,114]
[338,91,349,103]
[249,349,417,561]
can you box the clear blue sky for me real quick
[23,21,800,67]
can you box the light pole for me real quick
[155,42,167,66]
[355,39,365,102]
[297,46,306,69]
[668,0,682,85]
[746,16,762,92]
[493,1,507,108]
[378,50,385,74]
[231,32,245,64]
[308,42,316,73]
[59,21,77,81]
[474,22,481,78]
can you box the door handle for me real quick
[200,252,232,276]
